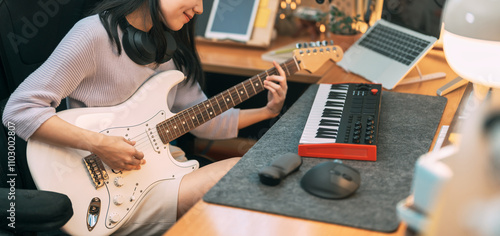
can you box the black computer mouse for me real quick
[300,160,361,199]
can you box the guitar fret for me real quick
[283,64,290,76]
[201,102,210,120]
[249,77,257,94]
[253,76,263,93]
[292,57,300,73]
[237,83,247,101]
[177,114,187,134]
[222,90,233,107]
[258,72,267,83]
[195,103,205,125]
[215,95,226,114]
[212,96,223,116]
[231,86,242,104]
[187,108,198,128]
[244,80,255,97]
[162,122,173,142]
[206,100,215,117]
[171,116,182,137]
[241,82,250,99]
[180,111,191,131]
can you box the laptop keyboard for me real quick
[359,24,431,65]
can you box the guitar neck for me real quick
[156,58,300,144]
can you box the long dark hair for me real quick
[91,0,204,86]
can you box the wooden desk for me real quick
[164,36,466,236]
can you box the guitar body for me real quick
[26,70,199,235]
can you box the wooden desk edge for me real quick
[165,200,408,236]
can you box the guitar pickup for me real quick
[83,154,109,189]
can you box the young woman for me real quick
[2,0,287,234]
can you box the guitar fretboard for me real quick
[156,58,300,144]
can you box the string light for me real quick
[279,0,301,20]
[281,1,287,9]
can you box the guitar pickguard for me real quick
[96,111,176,229]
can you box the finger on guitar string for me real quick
[265,61,288,90]
[273,60,287,79]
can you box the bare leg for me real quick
[177,157,240,218]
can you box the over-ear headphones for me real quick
[119,18,177,65]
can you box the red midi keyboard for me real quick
[298,83,382,161]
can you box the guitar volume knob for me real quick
[113,195,124,205]
[109,212,120,224]
[114,177,124,187]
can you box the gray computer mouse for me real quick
[300,160,361,199]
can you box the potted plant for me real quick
[328,5,363,35]
[324,5,364,50]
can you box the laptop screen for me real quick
[381,0,446,38]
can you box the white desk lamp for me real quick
[442,0,500,100]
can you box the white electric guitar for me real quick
[26,42,343,235]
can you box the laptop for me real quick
[337,0,446,90]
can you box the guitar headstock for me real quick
[293,40,343,74]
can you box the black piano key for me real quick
[322,115,342,119]
[325,101,345,107]
[330,84,349,89]
[316,134,337,139]
[317,128,338,135]
[328,94,347,99]
[317,127,337,132]
[323,108,343,113]
[322,108,343,118]
[328,91,347,95]
[319,119,340,126]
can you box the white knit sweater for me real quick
[3,14,239,141]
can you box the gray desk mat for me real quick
[203,84,447,232]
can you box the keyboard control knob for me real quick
[371,88,379,95]
[365,136,373,144]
